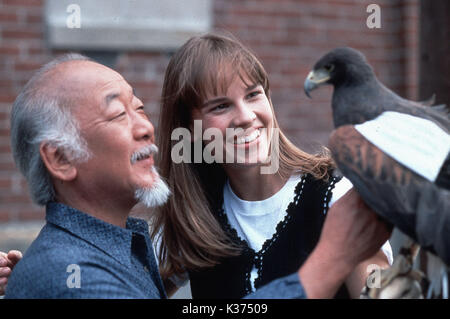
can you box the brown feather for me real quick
[329,126,450,265]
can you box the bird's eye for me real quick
[324,64,335,72]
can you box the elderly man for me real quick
[4,54,172,298]
[1,54,390,298]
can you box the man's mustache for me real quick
[130,144,158,164]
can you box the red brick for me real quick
[0,177,11,189]
[27,46,46,56]
[0,162,16,170]
[24,13,42,24]
[17,209,45,221]
[0,12,20,23]
[14,61,42,72]
[0,193,32,204]
[0,93,15,103]
[0,44,21,56]
[0,144,12,153]
[1,29,42,39]
[2,0,43,6]
[0,210,11,222]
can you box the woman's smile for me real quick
[233,128,261,145]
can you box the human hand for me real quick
[0,250,23,295]
[319,187,392,269]
[298,188,392,298]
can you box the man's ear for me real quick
[39,143,77,181]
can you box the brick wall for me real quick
[0,0,48,223]
[0,0,420,223]
[213,0,420,148]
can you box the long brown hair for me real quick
[151,32,334,279]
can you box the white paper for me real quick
[354,111,450,182]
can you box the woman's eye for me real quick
[211,103,229,112]
[246,91,261,99]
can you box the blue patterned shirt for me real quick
[5,202,167,299]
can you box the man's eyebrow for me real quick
[104,87,136,106]
[105,92,120,106]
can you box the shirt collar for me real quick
[45,202,151,269]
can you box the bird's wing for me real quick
[387,96,450,130]
[374,82,450,129]
[352,111,450,188]
[408,99,450,121]
[329,125,450,265]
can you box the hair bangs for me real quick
[182,35,270,113]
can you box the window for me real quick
[45,0,212,51]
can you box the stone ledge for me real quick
[0,221,45,253]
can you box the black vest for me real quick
[188,173,350,299]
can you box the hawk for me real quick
[304,47,450,298]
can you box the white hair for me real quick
[134,167,171,208]
[10,53,92,205]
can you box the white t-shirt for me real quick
[222,174,394,292]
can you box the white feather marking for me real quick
[354,111,450,182]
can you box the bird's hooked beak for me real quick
[304,68,331,98]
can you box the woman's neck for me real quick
[223,165,290,201]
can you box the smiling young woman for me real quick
[151,32,391,299]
